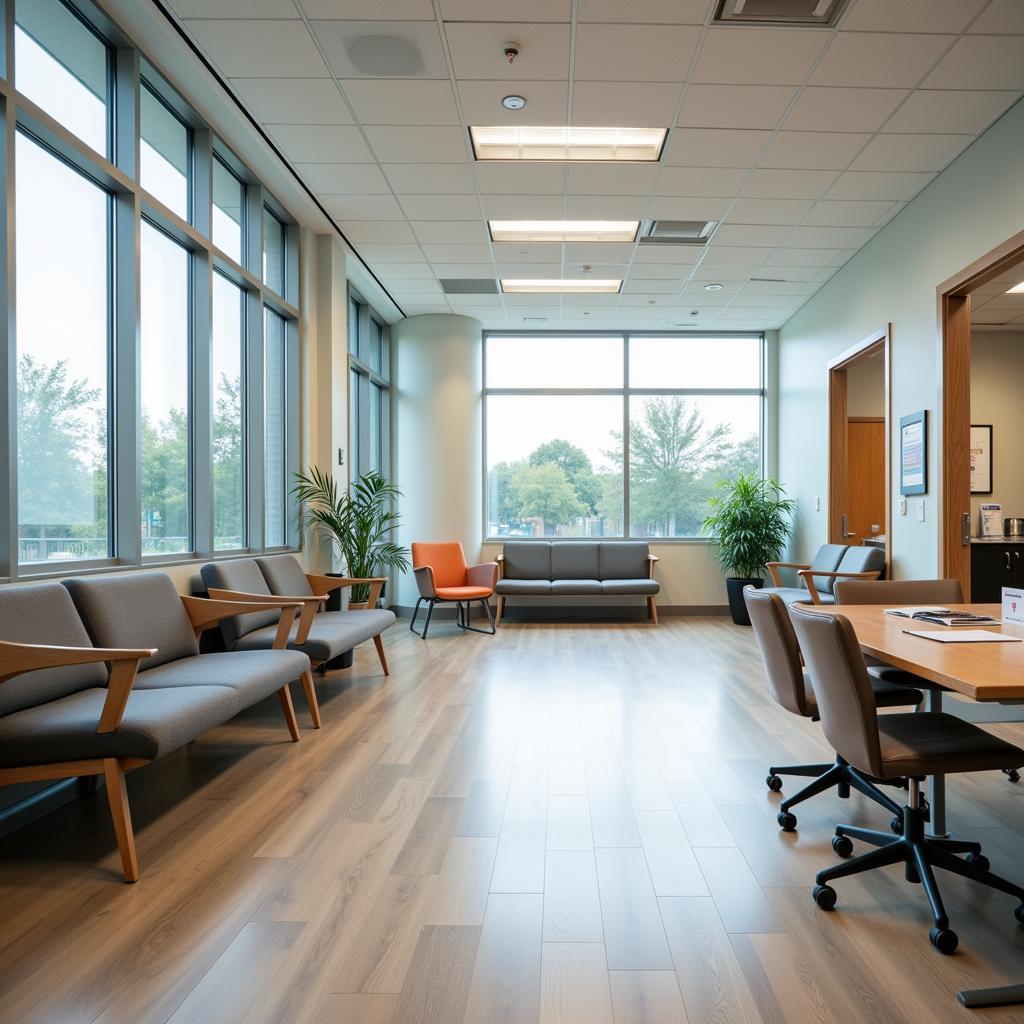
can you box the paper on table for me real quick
[903,629,1021,644]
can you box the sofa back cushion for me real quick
[501,542,551,581]
[257,554,315,597]
[64,573,197,671]
[411,542,468,589]
[550,542,600,580]
[599,542,649,580]
[199,559,277,648]
[0,583,107,716]
[835,544,886,580]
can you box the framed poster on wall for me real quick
[900,410,927,495]
[970,424,993,494]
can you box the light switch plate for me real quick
[916,499,925,523]
[814,496,821,511]
[898,497,907,516]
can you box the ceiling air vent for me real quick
[440,278,499,295]
[639,220,718,246]
[715,0,850,26]
[521,316,549,323]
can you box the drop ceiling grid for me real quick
[170,0,1024,331]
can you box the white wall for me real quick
[778,98,1024,577]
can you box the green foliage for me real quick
[292,467,410,603]
[508,462,585,525]
[528,439,601,513]
[702,474,796,580]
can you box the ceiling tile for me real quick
[923,37,1024,90]
[268,124,374,162]
[567,164,659,195]
[881,90,1019,134]
[358,243,425,260]
[731,292,802,307]
[725,198,813,225]
[342,221,417,244]
[564,196,650,218]
[491,242,562,263]
[574,24,700,82]
[383,163,476,193]
[311,20,449,79]
[303,0,435,16]
[679,278,742,294]
[411,221,489,243]
[784,225,875,249]
[445,23,571,80]
[969,0,1024,34]
[482,195,566,218]
[663,128,770,167]
[493,262,561,277]
[693,27,829,86]
[184,21,329,77]
[571,82,683,127]
[342,79,459,125]
[296,163,391,194]
[171,0,296,13]
[700,245,772,265]
[435,262,501,276]
[631,263,702,279]
[713,224,790,246]
[376,262,436,279]
[810,33,954,88]
[421,243,494,262]
[691,263,762,279]
[648,196,731,220]
[763,247,841,267]
[440,0,570,19]
[618,294,677,306]
[458,80,569,125]
[657,166,747,197]
[321,196,405,220]
[741,168,839,198]
[230,79,353,125]
[678,85,795,129]
[634,246,701,264]
[850,133,973,172]
[578,0,709,22]
[758,131,871,170]
[823,170,934,201]
[841,0,986,33]
[563,243,637,263]
[398,195,482,219]
[363,125,467,162]
[475,163,566,195]
[783,87,906,133]
[801,200,896,227]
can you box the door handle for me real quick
[841,512,853,539]
[962,512,971,546]
[1006,552,1012,571]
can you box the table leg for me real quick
[958,983,1024,1008]
[926,689,949,838]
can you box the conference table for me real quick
[817,602,1024,1009]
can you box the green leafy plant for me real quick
[292,467,410,604]
[703,474,796,580]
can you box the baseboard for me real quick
[0,778,86,840]
[394,603,729,620]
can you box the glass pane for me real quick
[369,383,382,474]
[15,0,109,158]
[629,336,761,389]
[349,369,360,486]
[364,318,383,373]
[262,207,284,294]
[348,296,359,354]
[212,157,244,262]
[486,395,623,538]
[140,85,190,219]
[16,133,110,563]
[213,273,245,550]
[140,222,191,555]
[486,335,622,389]
[263,308,286,547]
[628,394,762,538]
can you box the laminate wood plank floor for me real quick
[4,618,1024,1022]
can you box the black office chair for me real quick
[790,603,1024,954]
[744,586,922,832]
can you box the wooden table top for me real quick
[804,603,1024,702]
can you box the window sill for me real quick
[482,537,716,546]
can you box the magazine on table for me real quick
[884,607,1000,626]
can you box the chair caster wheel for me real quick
[929,927,958,955]
[832,835,854,858]
[890,816,903,835]
[766,774,783,792]
[966,852,990,872]
[1014,903,1024,926]
[1005,768,1021,783]
[813,884,837,911]
[777,811,797,832]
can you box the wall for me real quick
[778,98,1024,577]
[846,351,885,418]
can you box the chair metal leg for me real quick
[421,600,434,638]
[779,762,847,813]
[457,598,498,635]
[817,837,906,885]
[927,844,1024,902]
[409,598,423,633]
[769,763,834,780]
[835,823,898,849]
[846,768,904,818]
[912,844,950,931]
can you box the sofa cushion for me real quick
[495,579,551,595]
[64,574,198,671]
[233,609,396,663]
[0,583,106,716]
[0,685,240,768]
[600,578,660,595]
[200,559,278,647]
[550,578,603,595]
[599,542,650,580]
[550,542,600,580]
[502,542,551,580]
[835,544,886,579]
[256,554,315,597]
[807,543,849,595]
[136,650,310,705]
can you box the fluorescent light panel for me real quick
[501,278,622,294]
[489,219,639,243]
[471,126,666,162]
[1007,281,1024,293]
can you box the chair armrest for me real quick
[305,573,347,597]
[413,565,436,599]
[495,553,505,580]
[311,576,389,609]
[797,569,882,586]
[204,588,325,645]
[766,561,811,587]
[181,596,302,650]
[647,553,659,579]
[467,562,498,590]
[0,641,155,733]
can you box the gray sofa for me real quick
[0,574,312,881]
[200,554,397,677]
[495,541,660,623]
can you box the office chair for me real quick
[744,586,922,832]
[790,603,1024,954]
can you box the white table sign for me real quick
[981,503,1003,538]
[1003,587,1024,624]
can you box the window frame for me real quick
[482,330,767,544]
[347,287,391,485]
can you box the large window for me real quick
[484,334,763,539]
[263,309,287,548]
[212,157,244,263]
[212,274,245,550]
[348,290,391,484]
[140,84,190,219]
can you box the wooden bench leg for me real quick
[495,595,505,626]
[373,634,390,675]
[647,597,659,624]
[300,670,322,729]
[277,686,301,742]
[103,758,139,883]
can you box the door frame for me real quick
[938,227,1024,597]
[827,325,892,570]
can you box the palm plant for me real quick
[292,466,410,605]
[703,474,795,579]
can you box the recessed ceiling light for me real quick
[1007,281,1024,294]
[704,283,724,292]
[470,126,666,162]
[501,95,527,110]
[489,219,639,243]
[501,278,622,294]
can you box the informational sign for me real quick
[1003,587,1024,625]
[981,503,1003,538]
[899,410,927,495]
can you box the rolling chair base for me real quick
[410,597,496,638]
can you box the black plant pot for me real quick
[726,576,764,625]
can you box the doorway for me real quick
[827,327,891,569]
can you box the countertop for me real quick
[971,537,1024,544]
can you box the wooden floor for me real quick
[3,617,1024,1023]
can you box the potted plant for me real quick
[703,474,796,626]
[292,467,411,608]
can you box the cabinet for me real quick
[971,543,1024,602]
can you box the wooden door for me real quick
[846,419,885,545]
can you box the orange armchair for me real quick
[410,542,498,638]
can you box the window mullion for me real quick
[245,286,264,552]
[0,88,15,577]
[192,248,213,559]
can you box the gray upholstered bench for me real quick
[495,541,660,623]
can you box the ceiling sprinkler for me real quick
[503,42,520,64]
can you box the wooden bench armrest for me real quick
[647,553,659,579]
[796,569,882,604]
[311,576,389,610]
[494,553,505,580]
[181,595,302,650]
[766,561,811,587]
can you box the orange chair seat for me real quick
[435,586,493,600]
